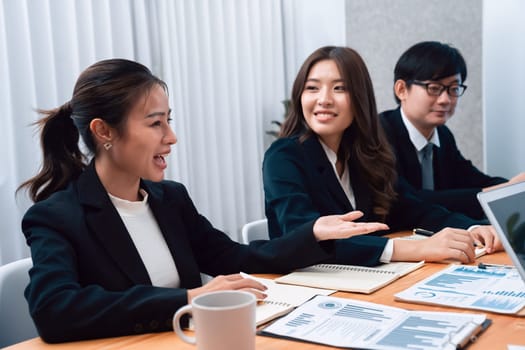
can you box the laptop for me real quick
[477,181,525,281]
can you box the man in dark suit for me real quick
[380,41,525,220]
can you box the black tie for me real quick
[421,143,434,190]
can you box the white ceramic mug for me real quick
[173,290,256,350]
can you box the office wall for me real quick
[483,0,525,178]
[281,0,346,94]
[345,0,484,169]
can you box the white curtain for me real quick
[0,0,286,265]
[151,0,286,240]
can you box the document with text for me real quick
[395,264,525,315]
[260,295,489,350]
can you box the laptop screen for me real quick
[478,181,525,280]
[486,191,525,264]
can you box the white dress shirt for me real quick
[400,107,440,163]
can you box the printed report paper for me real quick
[260,295,488,350]
[395,264,525,314]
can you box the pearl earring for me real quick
[103,142,112,151]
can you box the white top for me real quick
[319,138,392,262]
[319,140,356,208]
[109,189,180,288]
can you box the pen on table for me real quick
[477,262,514,269]
[413,228,435,237]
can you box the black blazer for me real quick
[263,135,479,266]
[380,108,506,219]
[22,162,335,343]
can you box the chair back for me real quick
[0,257,38,347]
[241,219,269,244]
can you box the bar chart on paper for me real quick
[395,264,525,314]
[334,303,391,321]
[474,289,525,311]
[285,313,315,327]
[375,315,473,349]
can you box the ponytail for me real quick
[18,102,87,202]
[18,59,167,202]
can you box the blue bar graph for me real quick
[335,304,392,322]
[483,290,525,298]
[375,316,460,348]
[285,313,314,328]
[472,296,524,311]
[426,273,483,288]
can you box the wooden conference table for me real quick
[5,245,524,349]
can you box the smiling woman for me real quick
[91,84,176,201]
[300,59,353,155]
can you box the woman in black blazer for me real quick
[18,59,387,343]
[263,46,503,267]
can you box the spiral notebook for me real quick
[274,261,425,294]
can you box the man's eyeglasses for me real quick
[408,80,467,97]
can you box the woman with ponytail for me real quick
[263,46,502,266]
[19,59,387,343]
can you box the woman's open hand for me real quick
[312,211,389,241]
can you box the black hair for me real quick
[393,41,467,103]
[18,59,167,202]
